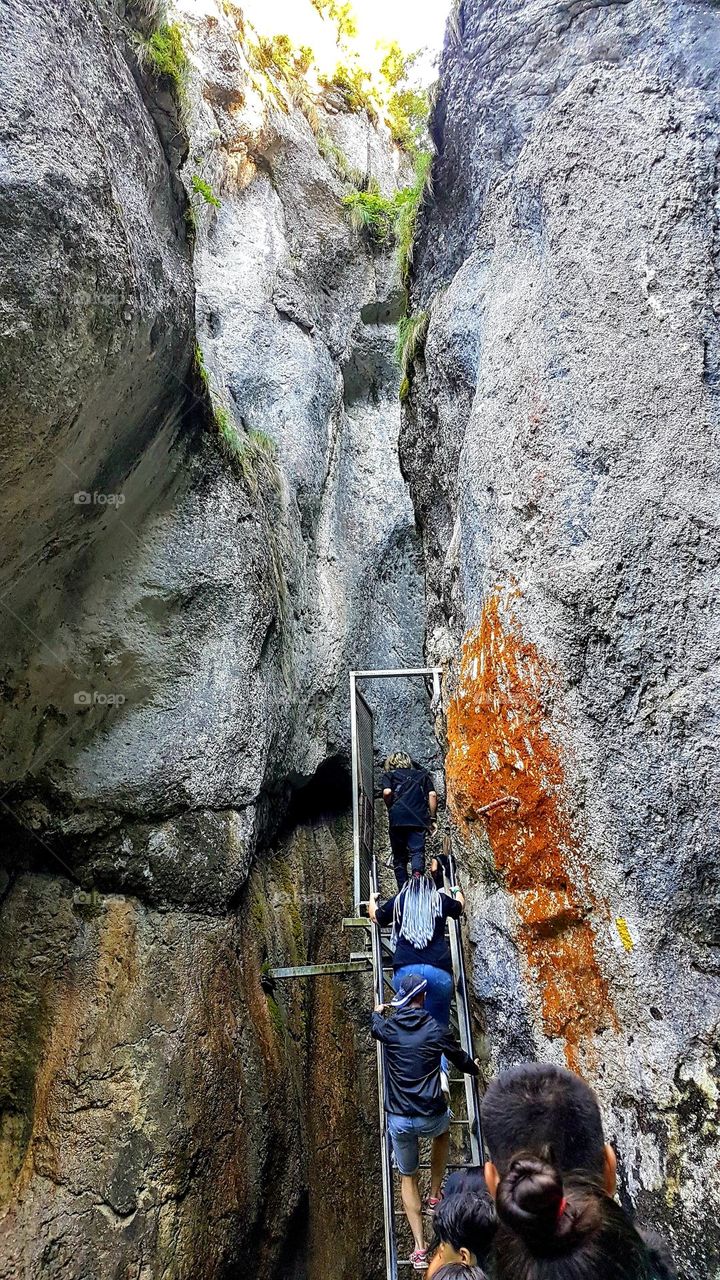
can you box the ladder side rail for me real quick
[445,847,484,1166]
[371,856,399,1280]
[350,673,362,913]
[448,914,483,1167]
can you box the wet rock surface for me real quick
[403,1,720,1273]
[0,820,382,1280]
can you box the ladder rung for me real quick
[417,1161,474,1170]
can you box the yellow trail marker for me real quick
[615,916,634,952]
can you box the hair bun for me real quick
[497,1154,565,1243]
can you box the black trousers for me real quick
[389,826,427,890]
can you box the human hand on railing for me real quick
[375,1001,387,1014]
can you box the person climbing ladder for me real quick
[381,751,438,889]
[371,973,481,1271]
[369,871,465,1099]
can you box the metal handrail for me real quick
[444,844,484,1166]
[370,853,399,1280]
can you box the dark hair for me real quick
[494,1154,652,1279]
[431,1191,497,1264]
[482,1064,606,1178]
[444,1166,490,1199]
[430,1267,487,1280]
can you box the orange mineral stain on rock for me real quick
[446,585,615,1069]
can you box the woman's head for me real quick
[385,751,412,769]
[427,1191,497,1275]
[393,872,442,949]
[494,1154,652,1280]
[482,1063,615,1192]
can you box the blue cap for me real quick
[390,973,428,1009]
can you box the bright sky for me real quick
[239,0,452,80]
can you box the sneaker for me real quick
[410,1247,429,1270]
[423,1195,442,1214]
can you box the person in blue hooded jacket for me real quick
[371,972,481,1272]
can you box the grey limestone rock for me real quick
[403,1,720,1273]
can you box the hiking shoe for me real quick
[410,1247,429,1270]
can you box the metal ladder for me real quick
[349,670,484,1280]
[363,857,483,1276]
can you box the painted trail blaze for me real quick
[446,586,614,1069]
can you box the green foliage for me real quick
[378,40,420,89]
[248,33,315,82]
[247,33,318,124]
[216,407,242,458]
[195,346,276,485]
[342,150,432,279]
[220,420,279,492]
[194,344,210,393]
[377,40,429,154]
[321,62,379,122]
[141,22,188,96]
[311,0,358,44]
[396,310,429,402]
[386,85,429,153]
[342,182,397,244]
[296,44,314,74]
[393,149,432,283]
[317,130,365,187]
[191,174,221,208]
[266,993,286,1038]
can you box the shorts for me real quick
[386,1109,450,1176]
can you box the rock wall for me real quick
[0,820,382,1280]
[402,1,720,1274]
[0,1,421,1275]
[0,0,431,881]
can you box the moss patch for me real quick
[141,22,189,98]
[396,310,429,402]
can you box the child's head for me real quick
[494,1154,651,1280]
[481,1063,616,1195]
[443,1166,491,1200]
[427,1192,497,1276]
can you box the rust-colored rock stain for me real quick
[446,585,614,1069]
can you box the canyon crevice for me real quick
[1,0,719,1278]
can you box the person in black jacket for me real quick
[371,972,481,1272]
[381,751,438,889]
[481,1064,677,1280]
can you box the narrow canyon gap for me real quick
[0,1,718,1278]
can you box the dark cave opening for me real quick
[282,756,352,832]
